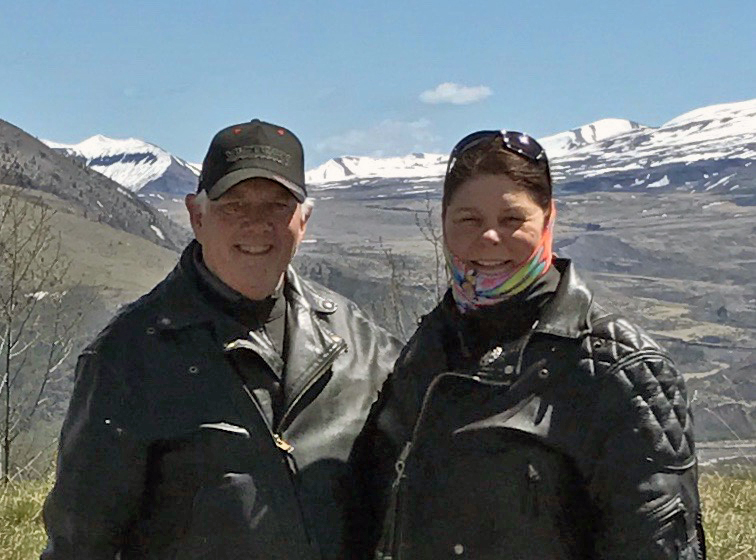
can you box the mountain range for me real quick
[42,98,755,205]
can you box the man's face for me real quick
[186,178,309,300]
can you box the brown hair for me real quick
[442,136,552,212]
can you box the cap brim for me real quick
[207,168,306,202]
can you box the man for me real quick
[42,119,402,559]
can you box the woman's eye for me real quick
[500,216,523,225]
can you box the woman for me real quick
[351,131,705,559]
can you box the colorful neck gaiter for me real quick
[446,202,556,313]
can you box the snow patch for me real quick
[646,175,670,188]
[150,225,165,240]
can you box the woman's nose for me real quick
[481,228,502,244]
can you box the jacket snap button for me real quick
[188,365,199,374]
[323,300,334,309]
[159,317,172,326]
[453,544,464,555]
[593,339,602,349]
[503,364,515,375]
[145,327,156,335]
[538,368,550,379]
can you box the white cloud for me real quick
[419,82,493,105]
[315,119,441,157]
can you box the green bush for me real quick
[1,469,754,559]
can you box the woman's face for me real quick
[443,174,548,275]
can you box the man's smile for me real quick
[235,243,273,255]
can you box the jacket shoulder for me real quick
[582,304,695,466]
[295,274,403,349]
[84,268,179,355]
[393,304,447,376]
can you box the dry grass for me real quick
[1,469,754,559]
[0,478,50,560]
[700,466,756,560]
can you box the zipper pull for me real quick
[392,441,412,488]
[274,433,294,453]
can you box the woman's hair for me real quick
[443,136,552,211]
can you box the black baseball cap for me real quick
[198,119,306,202]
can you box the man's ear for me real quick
[185,193,202,236]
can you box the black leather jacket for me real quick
[42,243,402,560]
[352,259,705,560]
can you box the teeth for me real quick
[474,260,506,266]
[237,245,270,255]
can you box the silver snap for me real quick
[159,317,172,326]
[472,375,481,381]
[593,340,602,349]
[323,300,334,309]
[188,365,199,374]
[453,543,464,555]
[503,364,515,375]
[538,368,550,379]
[480,346,502,366]
[145,327,156,335]
[550,346,557,352]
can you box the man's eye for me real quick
[457,216,479,224]
[221,202,244,214]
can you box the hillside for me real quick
[0,119,189,251]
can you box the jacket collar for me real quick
[148,241,337,334]
[532,258,594,339]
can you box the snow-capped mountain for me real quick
[538,118,645,159]
[305,118,646,187]
[305,153,448,184]
[44,135,200,195]
[305,98,756,201]
[550,98,756,195]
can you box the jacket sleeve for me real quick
[588,350,705,560]
[41,350,148,560]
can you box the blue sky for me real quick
[2,1,754,166]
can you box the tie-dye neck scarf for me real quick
[446,202,556,313]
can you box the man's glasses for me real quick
[445,130,551,185]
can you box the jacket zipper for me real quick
[276,336,347,433]
[382,371,519,559]
[239,382,295,453]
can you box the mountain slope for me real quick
[0,119,188,251]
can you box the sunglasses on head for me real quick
[445,130,551,184]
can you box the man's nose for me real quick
[239,210,273,230]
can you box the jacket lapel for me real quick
[281,268,346,414]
